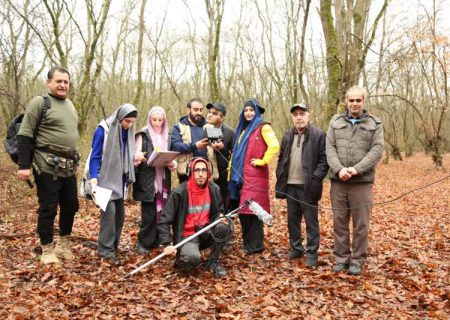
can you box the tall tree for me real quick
[205,0,225,102]
[133,0,147,107]
[0,0,33,124]
[75,0,112,132]
[320,0,388,120]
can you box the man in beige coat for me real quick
[326,86,384,275]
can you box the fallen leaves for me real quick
[0,153,449,318]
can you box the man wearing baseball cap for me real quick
[275,103,329,267]
[205,102,235,212]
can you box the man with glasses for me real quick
[158,157,230,278]
[326,86,384,275]
[275,103,328,268]
[205,102,235,211]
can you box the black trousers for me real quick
[239,214,264,254]
[138,201,159,249]
[229,198,264,253]
[286,185,320,257]
[34,172,79,245]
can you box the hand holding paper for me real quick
[147,149,179,167]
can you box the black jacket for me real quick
[275,125,329,203]
[157,181,224,246]
[133,128,172,202]
[215,124,235,172]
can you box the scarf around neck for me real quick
[229,99,264,198]
[98,103,137,198]
[183,158,211,237]
[145,106,169,194]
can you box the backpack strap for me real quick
[33,95,51,141]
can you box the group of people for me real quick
[16,66,384,278]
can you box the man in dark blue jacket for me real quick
[275,103,329,268]
[171,98,210,183]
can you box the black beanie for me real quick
[125,110,138,118]
[244,100,265,114]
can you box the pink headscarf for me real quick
[134,106,169,194]
[146,106,168,152]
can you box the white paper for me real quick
[146,150,179,167]
[92,185,113,211]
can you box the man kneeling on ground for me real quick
[157,157,230,277]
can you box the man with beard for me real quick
[158,157,230,278]
[171,98,211,183]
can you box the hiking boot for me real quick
[54,235,73,260]
[347,263,361,276]
[41,243,60,264]
[101,256,120,266]
[305,256,318,268]
[288,250,303,260]
[136,242,150,254]
[207,260,227,278]
[333,263,349,272]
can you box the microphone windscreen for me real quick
[249,200,273,225]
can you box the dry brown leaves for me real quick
[0,153,449,319]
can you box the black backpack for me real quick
[3,96,51,164]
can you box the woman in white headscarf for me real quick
[133,106,177,254]
[88,103,137,266]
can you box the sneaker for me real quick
[136,243,150,254]
[347,263,361,275]
[288,250,303,260]
[305,256,318,268]
[333,263,349,272]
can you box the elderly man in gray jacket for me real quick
[326,86,384,276]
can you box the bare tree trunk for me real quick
[76,0,112,133]
[133,0,147,107]
[205,0,225,102]
[320,0,388,121]
[298,0,311,105]
[320,0,341,120]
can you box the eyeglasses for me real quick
[193,168,208,173]
[348,99,362,103]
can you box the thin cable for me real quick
[215,148,450,211]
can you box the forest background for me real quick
[0,0,449,166]
[0,0,449,318]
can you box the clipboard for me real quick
[147,150,179,167]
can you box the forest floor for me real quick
[0,150,449,319]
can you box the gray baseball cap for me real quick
[290,103,309,113]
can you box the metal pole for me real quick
[126,200,250,277]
